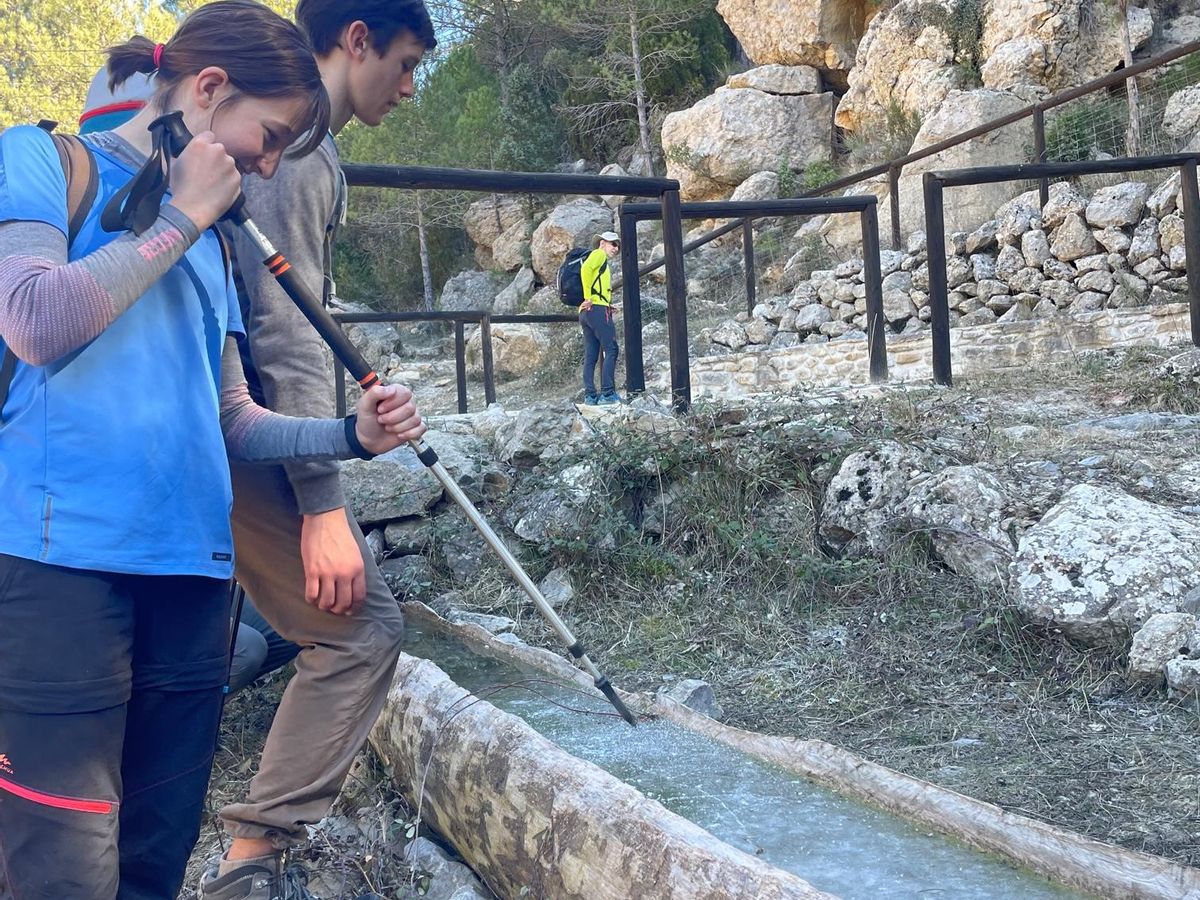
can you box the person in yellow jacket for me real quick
[580,231,622,405]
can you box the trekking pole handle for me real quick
[152,111,248,225]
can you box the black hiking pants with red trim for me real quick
[0,554,229,900]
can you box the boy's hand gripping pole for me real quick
[153,112,637,726]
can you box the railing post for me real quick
[923,172,953,386]
[618,208,645,395]
[1181,159,1200,347]
[743,218,756,316]
[860,199,887,383]
[480,314,497,406]
[333,355,347,417]
[888,165,902,251]
[454,320,468,413]
[660,189,691,411]
[1033,107,1049,208]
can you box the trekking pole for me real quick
[152,113,638,726]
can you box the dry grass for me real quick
[441,346,1200,868]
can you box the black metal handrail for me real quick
[923,153,1200,386]
[331,310,578,415]
[619,195,889,388]
[341,165,694,409]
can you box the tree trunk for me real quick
[417,195,434,312]
[1119,0,1141,155]
[369,654,833,900]
[629,1,653,166]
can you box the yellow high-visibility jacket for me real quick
[580,248,611,306]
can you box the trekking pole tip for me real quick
[594,674,638,727]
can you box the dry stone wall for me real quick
[699,176,1191,366]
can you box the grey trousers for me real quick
[218,462,404,847]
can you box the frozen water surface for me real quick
[405,629,1085,899]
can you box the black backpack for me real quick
[557,247,606,307]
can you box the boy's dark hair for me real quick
[106,0,330,156]
[296,0,437,56]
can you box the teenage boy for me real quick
[198,1,438,895]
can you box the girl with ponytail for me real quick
[0,3,424,897]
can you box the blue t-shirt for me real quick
[0,125,244,578]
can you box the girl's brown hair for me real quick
[107,0,330,156]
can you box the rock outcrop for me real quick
[662,87,834,201]
[980,0,1152,93]
[835,0,969,133]
[529,199,614,284]
[715,0,875,81]
[1011,485,1200,647]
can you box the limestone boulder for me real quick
[1164,85,1200,143]
[493,266,536,315]
[492,219,530,272]
[493,401,590,465]
[1084,181,1150,229]
[819,441,933,555]
[730,171,780,203]
[1127,613,1200,684]
[661,86,834,201]
[529,199,614,284]
[342,451,443,525]
[897,89,1029,236]
[1167,658,1200,700]
[507,460,612,547]
[439,269,505,312]
[599,163,630,210]
[1011,485,1200,647]
[464,195,526,252]
[332,298,403,364]
[727,64,823,94]
[715,0,872,74]
[980,0,1153,93]
[465,322,554,380]
[899,466,1013,587]
[835,0,966,134]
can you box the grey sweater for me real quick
[221,135,349,514]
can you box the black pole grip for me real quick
[269,262,379,388]
[151,111,250,226]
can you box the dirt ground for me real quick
[187,342,1200,897]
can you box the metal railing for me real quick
[331,310,577,416]
[618,195,889,389]
[339,164,696,409]
[923,153,1200,386]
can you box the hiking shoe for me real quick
[582,393,600,406]
[199,859,318,900]
[598,391,621,405]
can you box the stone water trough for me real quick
[369,603,1200,900]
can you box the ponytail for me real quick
[106,0,330,156]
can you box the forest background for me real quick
[0,0,739,308]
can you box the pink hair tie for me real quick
[152,43,164,69]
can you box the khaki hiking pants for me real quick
[218,462,404,847]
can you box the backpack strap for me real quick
[50,133,99,248]
[1,128,99,424]
[589,259,608,302]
